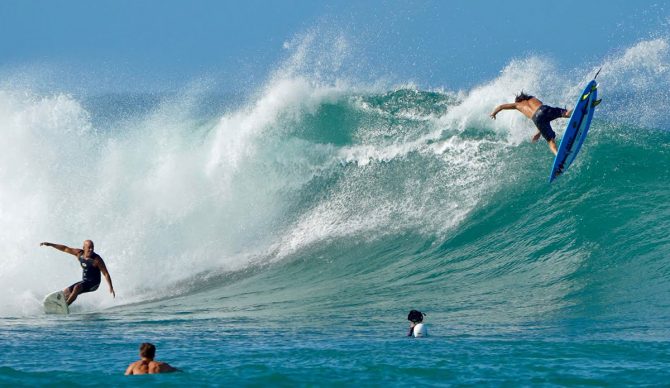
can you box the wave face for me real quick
[1,32,670,385]
[0,36,669,341]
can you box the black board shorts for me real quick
[67,280,100,294]
[531,105,567,141]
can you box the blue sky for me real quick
[0,0,667,92]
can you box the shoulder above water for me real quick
[412,323,427,337]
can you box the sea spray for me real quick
[0,37,669,320]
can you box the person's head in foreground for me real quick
[124,343,178,375]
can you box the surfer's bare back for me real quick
[490,92,572,156]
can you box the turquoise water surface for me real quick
[1,35,670,386]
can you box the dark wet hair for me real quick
[140,343,156,359]
[407,310,425,323]
[515,91,534,103]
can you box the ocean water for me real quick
[1,35,670,386]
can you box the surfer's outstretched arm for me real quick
[40,242,81,257]
[490,103,517,119]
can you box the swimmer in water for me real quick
[407,309,428,337]
[125,343,179,375]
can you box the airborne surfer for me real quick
[490,92,572,156]
[40,240,115,305]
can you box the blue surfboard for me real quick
[548,77,600,182]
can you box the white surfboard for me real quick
[43,290,69,315]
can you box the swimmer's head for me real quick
[140,343,156,359]
[407,310,425,323]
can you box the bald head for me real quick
[83,240,95,257]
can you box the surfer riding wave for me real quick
[40,240,115,305]
[490,92,572,156]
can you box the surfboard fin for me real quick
[594,67,602,80]
[592,99,602,108]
